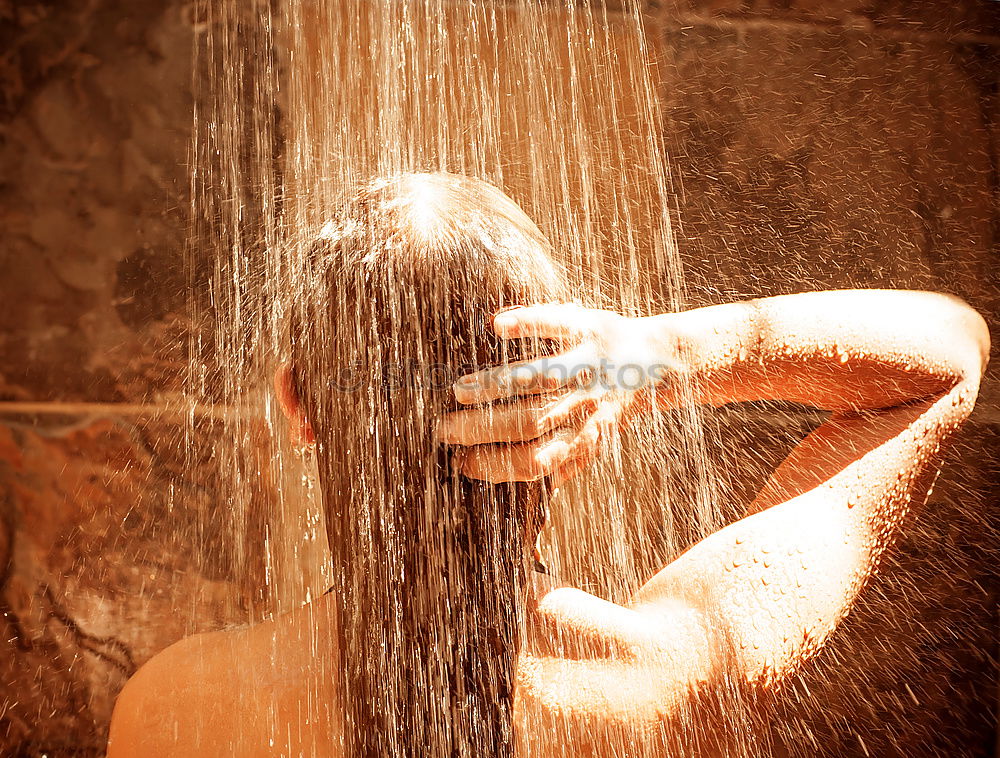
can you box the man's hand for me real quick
[436,303,687,483]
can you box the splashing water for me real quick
[187,0,741,754]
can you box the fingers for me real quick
[457,400,622,483]
[438,391,598,446]
[459,427,578,482]
[551,455,593,487]
[454,342,598,405]
[437,399,550,445]
[538,389,600,432]
[492,302,592,340]
[565,402,621,462]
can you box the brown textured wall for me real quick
[0,2,270,754]
[0,0,194,405]
[0,0,997,755]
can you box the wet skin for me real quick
[108,290,989,757]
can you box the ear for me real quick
[274,362,315,445]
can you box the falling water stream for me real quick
[188,0,747,754]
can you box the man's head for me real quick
[284,172,568,757]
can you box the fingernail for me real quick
[494,313,518,330]
[536,414,554,436]
[536,444,566,471]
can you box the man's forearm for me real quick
[644,290,989,413]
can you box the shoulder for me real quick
[107,627,237,757]
[108,597,341,758]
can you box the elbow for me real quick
[940,295,990,382]
[969,307,991,377]
[956,308,989,405]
